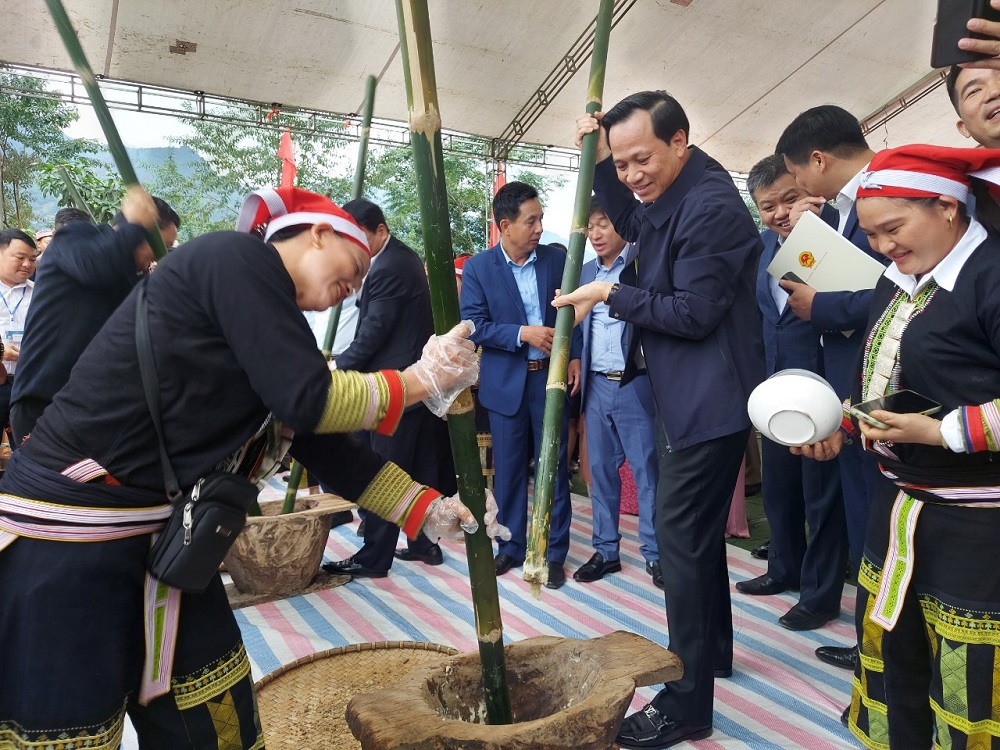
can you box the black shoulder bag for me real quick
[137,281,259,593]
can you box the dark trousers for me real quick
[0,381,12,435]
[838,438,883,576]
[651,425,748,727]
[353,405,456,572]
[761,436,847,612]
[487,368,572,565]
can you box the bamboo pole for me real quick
[395,0,512,724]
[524,0,615,593]
[44,0,168,260]
[321,74,378,359]
[56,166,96,222]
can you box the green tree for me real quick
[37,158,125,224]
[365,145,566,257]
[0,71,94,228]
[149,104,352,237]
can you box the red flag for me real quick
[488,162,506,247]
[277,128,297,188]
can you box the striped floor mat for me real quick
[229,481,859,749]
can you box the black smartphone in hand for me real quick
[849,390,942,430]
[931,0,1000,68]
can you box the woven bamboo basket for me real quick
[254,641,459,749]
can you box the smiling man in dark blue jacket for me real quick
[559,91,764,748]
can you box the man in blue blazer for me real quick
[775,106,892,666]
[573,197,659,587]
[460,182,582,590]
[734,155,847,632]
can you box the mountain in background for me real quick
[27,146,207,228]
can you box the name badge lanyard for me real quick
[0,287,25,324]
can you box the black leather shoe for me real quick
[735,573,789,596]
[750,540,770,560]
[545,562,566,589]
[329,510,353,529]
[714,667,733,679]
[778,603,840,631]
[616,703,712,748]
[840,706,850,728]
[573,552,621,582]
[815,644,858,670]
[321,556,387,578]
[493,553,521,576]
[356,519,366,537]
[394,544,444,566]
[645,560,665,590]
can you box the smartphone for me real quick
[781,271,806,285]
[849,390,943,430]
[931,0,1000,68]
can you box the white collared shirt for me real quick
[0,278,33,377]
[833,165,869,234]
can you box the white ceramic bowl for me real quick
[747,369,842,447]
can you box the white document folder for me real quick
[766,210,885,292]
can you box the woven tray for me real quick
[255,641,459,749]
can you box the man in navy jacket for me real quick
[560,91,764,748]
[735,155,847,632]
[460,182,582,590]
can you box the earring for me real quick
[312,241,321,249]
[948,215,954,228]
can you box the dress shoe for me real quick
[321,556,387,578]
[356,519,366,537]
[750,540,770,560]
[735,573,789,596]
[645,560,665,590]
[393,544,444,566]
[840,706,850,728]
[493,553,521,576]
[778,603,840,631]
[815,644,858,670]
[616,703,712,748]
[329,510,353,529]
[572,552,621,582]
[545,562,566,589]
[714,667,733,679]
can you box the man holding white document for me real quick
[774,105,892,670]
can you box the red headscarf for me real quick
[235,187,370,255]
[857,144,1000,203]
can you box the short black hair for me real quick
[342,198,388,233]
[775,105,870,166]
[492,182,539,229]
[746,154,790,200]
[153,197,180,230]
[588,195,609,219]
[0,228,36,251]
[53,207,94,231]
[602,90,690,144]
[946,64,964,114]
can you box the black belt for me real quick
[527,359,549,372]
[593,370,625,381]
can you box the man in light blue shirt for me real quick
[573,199,659,588]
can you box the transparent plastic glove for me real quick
[405,320,479,417]
[421,490,512,542]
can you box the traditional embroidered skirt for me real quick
[0,454,263,750]
[848,486,1000,750]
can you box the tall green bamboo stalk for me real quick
[44,0,168,260]
[395,0,512,725]
[321,75,378,359]
[524,0,615,592]
[56,166,96,222]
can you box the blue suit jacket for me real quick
[578,246,637,410]
[460,243,582,417]
[756,229,823,378]
[809,205,888,397]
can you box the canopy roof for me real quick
[4,0,969,172]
